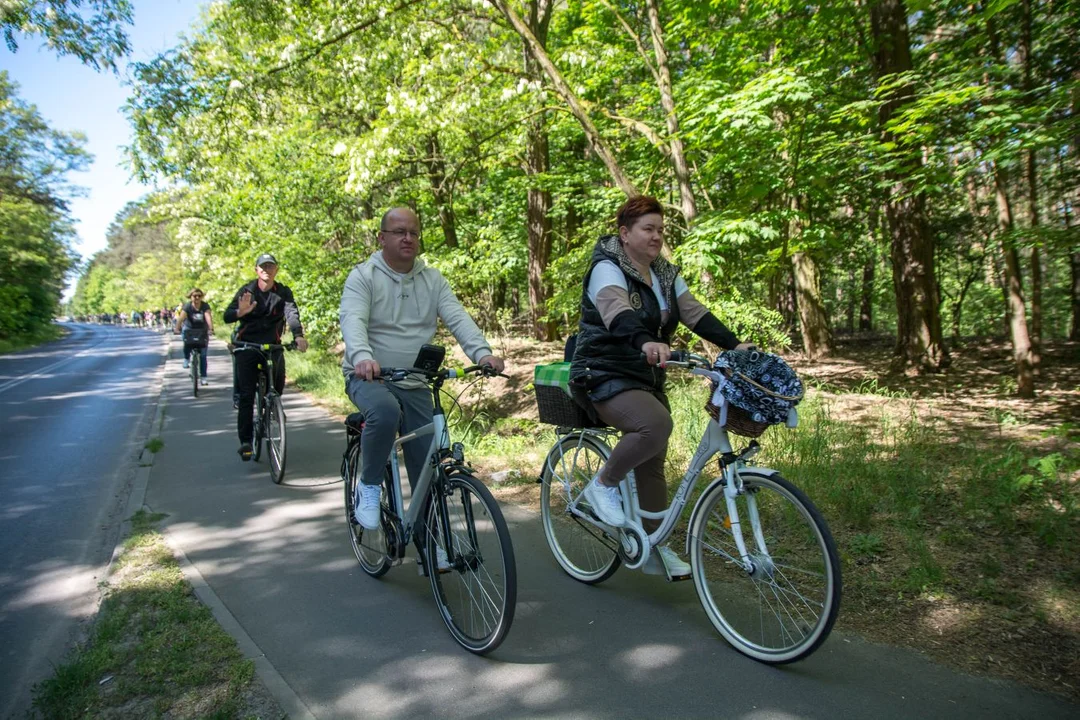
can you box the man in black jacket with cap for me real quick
[224,253,309,460]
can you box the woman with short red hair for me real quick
[570,196,754,579]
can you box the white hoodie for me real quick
[339,251,493,383]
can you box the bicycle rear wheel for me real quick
[343,439,391,577]
[688,471,841,664]
[252,374,266,462]
[425,471,516,654]
[540,432,620,584]
[268,394,287,483]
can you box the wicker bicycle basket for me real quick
[535,384,592,427]
[704,400,771,438]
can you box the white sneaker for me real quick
[182,359,190,369]
[583,477,626,527]
[417,546,452,575]
[657,545,692,579]
[354,483,382,530]
[200,378,208,386]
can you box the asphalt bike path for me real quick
[0,323,167,719]
[145,335,1077,719]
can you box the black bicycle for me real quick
[189,345,202,397]
[341,359,516,654]
[234,341,295,484]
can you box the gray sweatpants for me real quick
[345,375,434,489]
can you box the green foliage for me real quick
[98,0,1079,359]
[1,0,133,71]
[0,72,81,342]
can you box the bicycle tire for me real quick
[425,471,516,654]
[687,470,841,664]
[252,374,266,462]
[268,394,287,483]
[343,439,391,577]
[191,349,200,397]
[539,432,621,584]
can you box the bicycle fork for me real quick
[718,462,771,577]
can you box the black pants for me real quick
[235,348,285,444]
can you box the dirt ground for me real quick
[475,333,1080,701]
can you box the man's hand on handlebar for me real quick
[295,337,309,353]
[477,354,505,375]
[355,358,381,381]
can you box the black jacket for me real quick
[224,279,304,344]
[570,236,739,403]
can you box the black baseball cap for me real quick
[255,253,278,267]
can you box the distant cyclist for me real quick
[224,253,308,461]
[174,288,213,384]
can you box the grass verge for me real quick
[31,510,281,719]
[260,336,1080,699]
[0,322,66,355]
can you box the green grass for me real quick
[32,511,265,719]
[0,322,66,355]
[269,340,1080,640]
[144,437,164,453]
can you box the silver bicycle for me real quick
[342,362,516,654]
[539,351,841,664]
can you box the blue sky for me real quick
[0,0,204,281]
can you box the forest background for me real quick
[2,0,1078,702]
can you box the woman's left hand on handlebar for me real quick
[641,341,670,366]
[295,337,309,352]
[735,342,757,351]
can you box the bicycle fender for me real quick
[683,466,779,557]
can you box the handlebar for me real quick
[233,341,298,352]
[376,364,508,383]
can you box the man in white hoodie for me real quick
[340,207,505,530]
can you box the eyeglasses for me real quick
[382,228,421,241]
[191,294,203,298]
[258,264,278,271]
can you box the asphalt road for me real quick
[0,323,165,719]
[145,335,1078,720]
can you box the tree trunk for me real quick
[860,258,875,331]
[1020,0,1041,367]
[644,0,696,225]
[425,134,458,249]
[788,193,831,358]
[791,251,831,359]
[523,0,555,341]
[869,0,949,372]
[1071,251,1080,340]
[860,208,879,331]
[489,0,638,197]
[993,164,1035,398]
[845,268,855,333]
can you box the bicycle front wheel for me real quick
[268,394,287,483]
[252,374,266,462]
[540,432,620,584]
[688,471,841,664]
[425,471,516,654]
[191,350,199,397]
[343,439,391,577]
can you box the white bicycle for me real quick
[539,351,841,663]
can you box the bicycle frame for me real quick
[553,356,791,572]
[384,411,448,543]
[364,367,484,560]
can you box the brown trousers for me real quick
[592,389,673,533]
